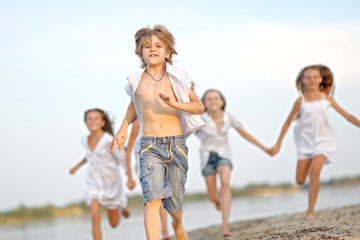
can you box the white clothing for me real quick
[195,112,243,169]
[82,132,127,209]
[294,94,337,164]
[124,63,206,147]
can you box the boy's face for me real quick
[142,35,170,68]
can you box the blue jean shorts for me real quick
[139,135,189,214]
[202,152,233,176]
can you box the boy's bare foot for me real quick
[306,213,315,221]
[122,207,130,218]
[223,231,232,237]
[215,200,221,211]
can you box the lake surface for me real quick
[1,185,359,240]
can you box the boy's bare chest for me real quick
[136,76,174,100]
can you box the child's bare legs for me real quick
[144,199,162,240]
[170,209,188,240]
[160,205,171,239]
[217,166,232,236]
[296,155,326,220]
[107,208,120,228]
[205,174,221,210]
[90,199,102,240]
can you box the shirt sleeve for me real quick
[228,113,243,129]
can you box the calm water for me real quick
[1,185,359,240]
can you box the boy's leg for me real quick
[217,166,232,236]
[307,154,326,219]
[160,205,171,239]
[170,209,188,240]
[204,174,221,210]
[90,199,102,240]
[144,199,162,240]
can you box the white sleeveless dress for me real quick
[293,94,337,164]
[82,132,127,209]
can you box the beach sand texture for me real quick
[188,204,360,240]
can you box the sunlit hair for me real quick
[84,108,113,135]
[134,24,177,68]
[296,64,335,96]
[201,89,226,111]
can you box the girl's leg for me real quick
[307,154,326,219]
[90,199,102,240]
[217,166,232,236]
[204,174,221,210]
[295,158,312,185]
[106,208,120,228]
[159,205,171,240]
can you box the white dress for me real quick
[294,94,337,164]
[82,132,127,209]
[195,112,243,169]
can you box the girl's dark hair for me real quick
[296,64,335,96]
[84,108,113,135]
[201,89,226,111]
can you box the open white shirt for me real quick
[195,112,243,169]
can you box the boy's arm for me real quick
[69,158,87,174]
[110,101,136,152]
[159,87,205,114]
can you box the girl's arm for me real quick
[235,126,271,155]
[69,158,87,174]
[159,87,205,114]
[327,96,360,127]
[125,120,140,190]
[110,101,136,152]
[269,98,302,156]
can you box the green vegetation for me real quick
[1,175,359,224]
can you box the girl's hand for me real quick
[127,178,136,190]
[110,125,128,152]
[69,167,77,174]
[159,91,177,108]
[268,144,280,156]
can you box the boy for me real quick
[111,25,205,240]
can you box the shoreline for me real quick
[188,204,360,239]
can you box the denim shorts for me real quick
[202,152,233,176]
[139,135,189,214]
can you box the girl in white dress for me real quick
[269,65,360,221]
[193,89,271,237]
[69,108,130,240]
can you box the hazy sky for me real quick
[1,0,360,211]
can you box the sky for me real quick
[1,0,360,211]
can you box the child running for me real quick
[192,89,271,237]
[110,25,205,240]
[269,65,360,221]
[125,118,171,240]
[69,108,130,240]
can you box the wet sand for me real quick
[188,204,360,239]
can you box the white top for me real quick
[82,132,127,209]
[294,94,337,164]
[124,63,206,147]
[195,112,243,169]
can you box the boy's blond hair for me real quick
[134,25,177,68]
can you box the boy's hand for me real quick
[159,91,177,108]
[110,125,128,152]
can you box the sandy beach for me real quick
[188,204,360,240]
